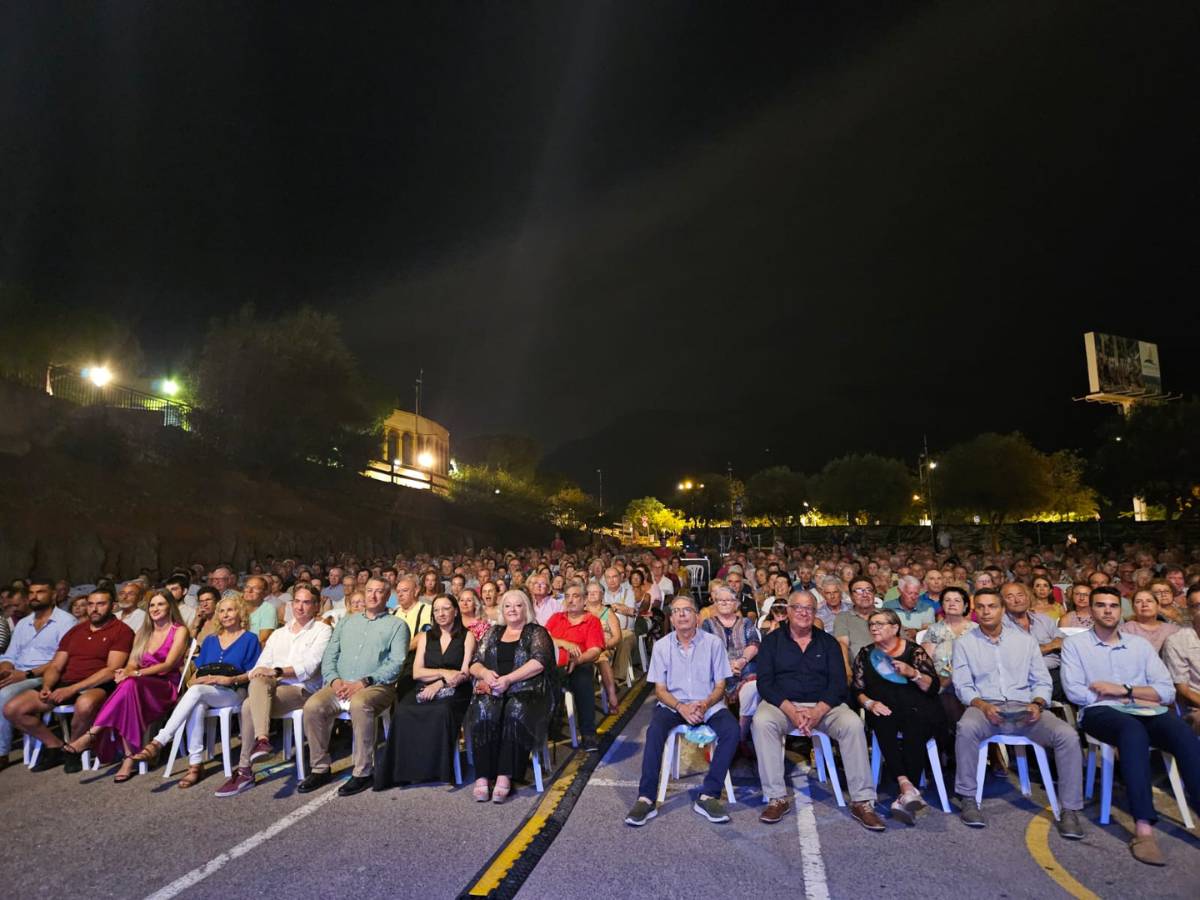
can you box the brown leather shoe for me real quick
[850,800,886,832]
[1129,834,1166,866]
[759,798,792,824]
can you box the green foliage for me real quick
[1032,450,1098,521]
[450,464,547,522]
[1,286,144,377]
[936,432,1053,526]
[547,485,600,528]
[190,305,386,474]
[455,434,542,479]
[811,454,913,524]
[624,496,686,538]
[685,474,743,526]
[744,466,809,527]
[1094,399,1200,521]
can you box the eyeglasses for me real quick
[867,621,895,630]
[851,587,874,595]
[786,604,815,613]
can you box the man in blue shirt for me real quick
[884,576,937,640]
[752,589,883,831]
[0,577,75,770]
[951,588,1084,837]
[1061,586,1200,867]
[625,594,737,827]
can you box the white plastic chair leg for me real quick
[1163,752,1194,830]
[218,707,233,778]
[281,709,306,780]
[531,743,547,793]
[163,725,187,778]
[1030,743,1061,819]
[453,744,463,785]
[812,731,845,807]
[925,738,951,813]
[563,690,578,748]
[1014,745,1031,796]
[656,729,677,802]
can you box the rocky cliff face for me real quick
[0,381,546,581]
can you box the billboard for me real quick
[1084,332,1162,396]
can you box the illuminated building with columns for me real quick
[363,408,451,494]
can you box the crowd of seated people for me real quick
[2,537,1200,866]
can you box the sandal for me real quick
[472,782,491,802]
[113,759,138,783]
[64,729,99,755]
[491,782,512,804]
[131,739,163,764]
[178,764,205,789]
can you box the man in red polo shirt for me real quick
[4,586,133,772]
[546,582,605,752]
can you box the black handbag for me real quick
[194,662,240,679]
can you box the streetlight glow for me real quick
[86,366,113,387]
[417,451,434,469]
[160,378,179,396]
[913,493,921,501]
[928,460,938,469]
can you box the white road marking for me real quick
[588,778,643,788]
[791,773,830,900]
[141,786,340,900]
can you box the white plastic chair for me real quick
[975,734,1061,819]
[637,635,650,673]
[656,724,736,804]
[280,708,307,780]
[914,629,929,646]
[869,730,951,812]
[561,688,580,748]
[26,706,102,772]
[1084,733,1194,829]
[790,727,846,807]
[529,741,553,792]
[163,704,238,778]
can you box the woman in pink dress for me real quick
[64,591,190,781]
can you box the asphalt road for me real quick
[2,695,1197,900]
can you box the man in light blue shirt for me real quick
[951,588,1084,836]
[1061,586,1200,866]
[1001,581,1066,699]
[0,578,76,767]
[625,593,737,827]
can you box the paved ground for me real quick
[2,694,1197,899]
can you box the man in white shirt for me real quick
[114,581,147,633]
[529,572,562,626]
[1162,584,1200,735]
[215,583,332,797]
[649,559,675,601]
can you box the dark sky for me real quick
[3,2,1198,503]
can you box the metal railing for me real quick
[1,365,192,430]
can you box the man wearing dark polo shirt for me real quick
[3,587,133,772]
[752,589,883,831]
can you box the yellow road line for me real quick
[1025,810,1099,900]
[466,682,647,896]
[467,751,587,895]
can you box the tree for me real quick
[624,496,686,539]
[744,466,809,527]
[450,464,547,521]
[687,474,743,527]
[455,434,542,479]
[1093,399,1200,523]
[1034,450,1098,521]
[547,485,600,529]
[936,432,1053,528]
[190,306,386,473]
[811,454,913,524]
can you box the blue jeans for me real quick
[637,703,739,802]
[1082,707,1200,824]
[0,677,44,754]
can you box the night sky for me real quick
[3,2,1198,503]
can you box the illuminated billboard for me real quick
[1084,332,1162,396]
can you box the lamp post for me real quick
[919,434,937,543]
[596,468,603,519]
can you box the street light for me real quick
[159,378,179,396]
[84,366,112,387]
[417,450,434,469]
[928,460,938,470]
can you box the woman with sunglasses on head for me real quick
[852,608,944,825]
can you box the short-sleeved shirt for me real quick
[58,618,135,685]
[648,629,732,721]
[833,610,873,658]
[1162,627,1200,696]
[249,603,277,635]
[545,612,606,668]
[394,601,432,638]
[883,599,937,633]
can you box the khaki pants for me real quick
[752,700,876,803]
[613,632,636,681]
[238,678,309,769]
[303,683,396,777]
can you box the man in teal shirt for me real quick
[298,577,408,796]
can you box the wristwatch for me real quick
[273,667,284,678]
[1123,684,1133,697]
[1031,697,1047,709]
[361,676,376,688]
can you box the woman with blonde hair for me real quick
[63,591,189,781]
[131,596,260,788]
